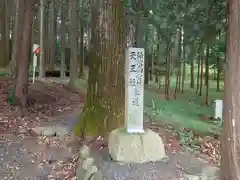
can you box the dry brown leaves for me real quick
[147,120,220,166]
[37,135,80,180]
[0,79,85,134]
[199,136,220,166]
[0,78,85,179]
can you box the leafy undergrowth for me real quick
[148,120,220,167]
[0,78,85,134]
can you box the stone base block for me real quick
[108,128,166,163]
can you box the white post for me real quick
[125,47,145,134]
[32,54,37,83]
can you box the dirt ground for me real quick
[0,78,84,134]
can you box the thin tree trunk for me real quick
[190,45,195,88]
[174,69,179,99]
[15,0,34,112]
[69,0,78,87]
[48,1,56,70]
[181,61,186,93]
[196,47,201,94]
[10,0,24,78]
[199,45,204,96]
[79,23,84,77]
[39,0,46,78]
[216,56,220,91]
[0,0,6,67]
[166,47,171,100]
[60,3,66,78]
[220,0,240,179]
[150,48,154,81]
[4,0,9,64]
[75,0,125,137]
[205,43,210,105]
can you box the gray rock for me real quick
[79,145,90,160]
[83,166,98,180]
[31,126,70,137]
[108,128,166,163]
[82,157,94,169]
[76,165,98,180]
[90,171,102,180]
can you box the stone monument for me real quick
[108,47,166,163]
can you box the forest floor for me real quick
[0,77,85,179]
[73,76,222,167]
[0,74,222,179]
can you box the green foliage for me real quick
[126,0,227,67]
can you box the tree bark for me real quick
[190,45,195,89]
[69,0,78,87]
[205,43,210,105]
[199,45,204,96]
[4,0,10,64]
[10,0,24,78]
[0,0,7,67]
[75,0,125,137]
[48,1,56,70]
[39,0,46,78]
[79,22,84,77]
[220,0,240,179]
[15,0,34,111]
[60,3,66,78]
[216,56,220,91]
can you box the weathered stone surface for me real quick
[90,171,102,180]
[108,128,166,163]
[31,126,70,137]
[82,157,94,169]
[76,163,98,180]
[79,145,90,159]
[84,166,98,180]
[182,174,219,180]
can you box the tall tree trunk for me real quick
[79,22,84,77]
[135,0,142,47]
[48,2,56,70]
[166,46,171,100]
[216,56,220,91]
[10,0,24,77]
[60,3,66,78]
[44,4,50,70]
[199,45,204,96]
[196,45,201,94]
[190,45,195,88]
[181,61,185,93]
[69,0,78,87]
[205,43,210,105]
[4,0,9,65]
[0,0,6,67]
[39,0,46,78]
[75,0,125,137]
[15,0,34,111]
[150,47,154,81]
[220,0,240,179]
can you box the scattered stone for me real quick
[31,126,70,137]
[182,174,219,180]
[55,126,70,136]
[90,171,102,180]
[82,157,94,169]
[79,145,90,159]
[108,128,166,163]
[83,165,98,180]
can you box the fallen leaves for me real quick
[0,78,85,179]
[200,137,220,166]
[147,120,221,166]
[0,79,84,134]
